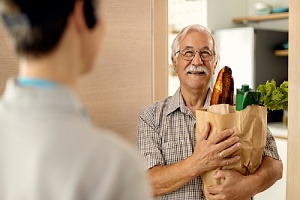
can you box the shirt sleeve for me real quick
[136,107,165,170]
[263,127,281,160]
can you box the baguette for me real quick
[210,66,234,105]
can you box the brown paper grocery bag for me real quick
[196,104,267,195]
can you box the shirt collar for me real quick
[166,87,212,115]
[1,78,90,121]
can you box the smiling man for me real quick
[137,24,282,200]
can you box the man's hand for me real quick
[189,122,242,176]
[147,122,243,197]
[205,170,251,200]
[204,156,283,200]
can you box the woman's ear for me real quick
[72,0,88,32]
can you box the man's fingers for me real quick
[219,154,241,167]
[206,185,221,198]
[213,169,230,179]
[209,129,235,144]
[216,137,241,156]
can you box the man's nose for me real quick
[191,51,203,66]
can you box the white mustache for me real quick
[184,65,209,74]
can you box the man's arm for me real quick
[148,159,197,197]
[248,156,282,195]
[206,156,283,200]
[149,123,241,197]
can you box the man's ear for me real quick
[213,61,217,74]
[172,57,178,73]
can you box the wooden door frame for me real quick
[152,0,168,102]
[287,0,300,199]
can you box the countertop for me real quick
[268,122,288,139]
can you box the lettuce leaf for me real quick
[257,79,288,111]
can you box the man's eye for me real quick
[183,50,194,57]
[201,50,212,56]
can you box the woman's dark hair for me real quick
[0,0,97,57]
[7,18,68,57]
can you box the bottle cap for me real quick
[241,84,249,92]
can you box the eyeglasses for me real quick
[174,48,215,61]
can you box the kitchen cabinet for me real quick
[232,12,289,57]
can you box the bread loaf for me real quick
[210,66,234,105]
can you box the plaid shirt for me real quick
[137,88,280,200]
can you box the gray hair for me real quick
[171,24,219,62]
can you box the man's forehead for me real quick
[182,45,210,50]
[180,31,214,49]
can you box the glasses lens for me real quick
[180,48,195,61]
[179,48,215,61]
[200,50,213,61]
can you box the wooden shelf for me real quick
[232,12,289,24]
[274,49,288,56]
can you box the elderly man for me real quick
[137,24,282,200]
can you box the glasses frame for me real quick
[174,48,216,61]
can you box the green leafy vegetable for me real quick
[257,79,288,111]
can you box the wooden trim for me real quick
[152,0,168,102]
[232,12,288,24]
[287,0,300,199]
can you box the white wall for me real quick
[168,0,207,31]
[207,0,248,31]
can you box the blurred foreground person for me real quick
[0,0,151,199]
